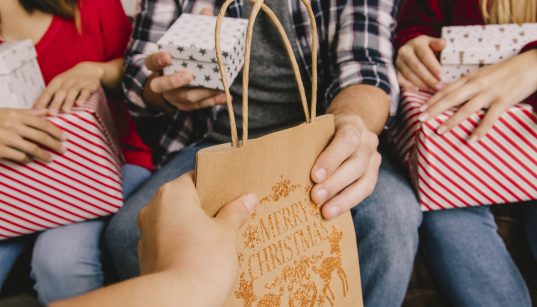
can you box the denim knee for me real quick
[31,220,105,303]
[352,156,423,257]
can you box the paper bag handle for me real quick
[215,0,318,147]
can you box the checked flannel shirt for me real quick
[123,0,400,166]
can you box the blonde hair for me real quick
[481,0,536,24]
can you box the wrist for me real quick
[77,62,105,81]
[327,84,390,135]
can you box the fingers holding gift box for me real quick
[157,13,247,90]
[0,90,124,240]
[391,90,537,211]
[0,109,66,163]
[145,14,248,112]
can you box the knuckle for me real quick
[339,126,360,147]
[29,144,41,155]
[183,92,197,104]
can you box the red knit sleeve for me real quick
[395,0,448,50]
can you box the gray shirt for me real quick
[208,0,310,142]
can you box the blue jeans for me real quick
[105,143,210,280]
[105,144,423,306]
[0,164,151,302]
[351,154,422,306]
[422,206,532,307]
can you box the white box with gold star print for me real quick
[440,23,537,83]
[158,13,248,90]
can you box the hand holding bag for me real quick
[195,0,363,305]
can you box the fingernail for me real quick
[412,86,420,92]
[419,105,428,112]
[61,133,68,141]
[325,206,341,219]
[314,168,326,181]
[243,193,258,213]
[418,113,429,122]
[437,126,447,134]
[315,188,328,203]
[59,145,67,154]
[157,57,164,66]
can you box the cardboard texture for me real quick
[0,40,45,109]
[391,90,537,211]
[0,90,124,240]
[195,1,362,306]
[441,23,537,83]
[158,13,247,90]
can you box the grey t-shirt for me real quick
[208,0,311,142]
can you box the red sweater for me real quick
[29,0,153,170]
[396,0,537,107]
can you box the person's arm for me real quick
[310,0,396,219]
[395,0,449,92]
[123,1,225,120]
[34,0,131,115]
[51,173,258,307]
[420,49,537,140]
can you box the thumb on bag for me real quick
[429,37,446,53]
[216,194,258,230]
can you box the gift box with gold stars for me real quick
[158,13,247,90]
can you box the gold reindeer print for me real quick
[236,273,257,307]
[312,227,349,307]
[257,288,285,306]
[234,176,352,307]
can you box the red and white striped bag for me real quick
[391,90,537,211]
[0,90,124,239]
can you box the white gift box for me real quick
[157,14,247,90]
[441,23,537,83]
[0,40,45,109]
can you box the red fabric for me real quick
[395,0,484,49]
[33,0,153,170]
[396,0,537,109]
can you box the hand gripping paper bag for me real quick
[195,1,363,306]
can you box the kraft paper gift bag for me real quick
[195,1,363,306]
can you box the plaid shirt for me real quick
[123,0,400,165]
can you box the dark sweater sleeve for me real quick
[395,0,448,50]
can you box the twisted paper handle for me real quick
[215,0,318,147]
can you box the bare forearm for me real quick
[95,59,124,92]
[50,271,214,307]
[327,84,391,135]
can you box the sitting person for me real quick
[0,0,153,302]
[396,0,537,306]
[106,1,425,306]
[0,173,258,307]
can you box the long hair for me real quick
[481,0,536,24]
[18,0,77,19]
